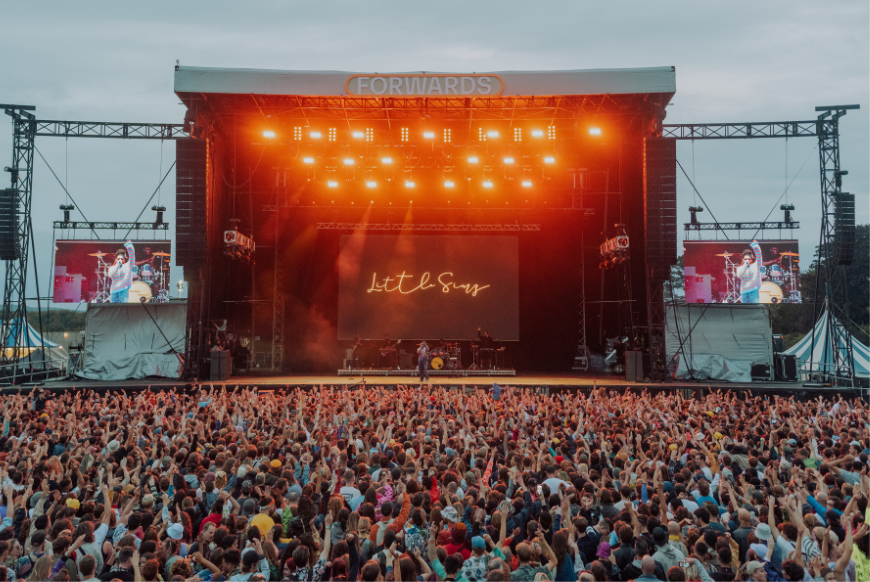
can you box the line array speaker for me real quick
[832,192,855,267]
[644,138,678,282]
[0,189,20,261]
[176,140,208,267]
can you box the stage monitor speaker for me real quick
[775,354,798,381]
[398,353,414,370]
[176,140,208,267]
[833,193,855,267]
[0,189,20,261]
[625,350,644,382]
[751,363,771,381]
[210,350,230,381]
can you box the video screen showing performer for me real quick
[53,239,172,304]
[683,239,801,304]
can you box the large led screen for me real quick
[338,235,519,340]
[53,240,172,303]
[683,239,801,304]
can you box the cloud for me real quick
[0,0,866,303]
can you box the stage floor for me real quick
[29,372,823,394]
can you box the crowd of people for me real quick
[0,383,867,582]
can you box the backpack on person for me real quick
[16,552,42,579]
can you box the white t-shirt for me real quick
[542,477,569,492]
[78,522,109,574]
[340,486,360,504]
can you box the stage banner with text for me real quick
[53,240,172,303]
[338,235,519,340]
[683,239,801,304]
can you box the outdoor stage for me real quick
[29,372,858,399]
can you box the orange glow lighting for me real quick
[381,157,393,164]
[423,131,435,139]
[303,157,314,164]
[544,156,555,164]
[352,131,365,138]
[468,157,479,163]
[531,129,543,137]
[444,180,455,188]
[522,180,532,187]
[405,181,415,188]
[366,181,376,188]
[589,127,602,135]
[310,131,322,139]
[343,158,354,165]
[503,157,514,164]
[328,181,338,188]
[487,130,499,138]
[483,181,493,188]
[262,130,275,138]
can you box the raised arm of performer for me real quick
[735,240,762,303]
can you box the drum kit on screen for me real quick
[87,251,172,303]
[715,250,801,304]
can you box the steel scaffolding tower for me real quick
[1,105,37,364]
[812,105,858,386]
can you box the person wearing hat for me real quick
[459,534,506,582]
[417,341,430,383]
[107,240,136,303]
[735,239,763,304]
[742,560,767,581]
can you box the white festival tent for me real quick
[2,318,68,372]
[784,306,870,379]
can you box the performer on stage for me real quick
[478,326,494,369]
[108,240,135,303]
[417,341,430,383]
[735,239,762,303]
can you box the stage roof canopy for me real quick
[175,66,676,98]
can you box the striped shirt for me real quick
[108,242,135,292]
[735,241,763,293]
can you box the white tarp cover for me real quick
[174,66,676,97]
[665,303,773,383]
[79,302,186,381]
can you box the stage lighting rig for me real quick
[689,205,704,226]
[781,203,795,223]
[224,218,255,262]
[152,205,167,228]
[59,204,74,223]
[599,224,629,269]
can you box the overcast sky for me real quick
[1,0,867,309]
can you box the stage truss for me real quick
[662,105,859,386]
[0,108,189,367]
